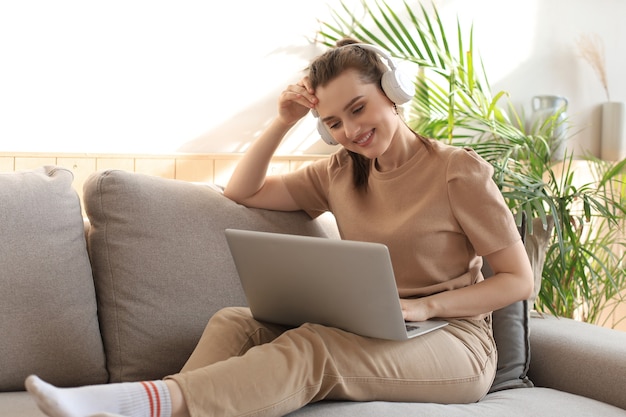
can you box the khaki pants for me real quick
[168,307,496,417]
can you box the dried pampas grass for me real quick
[576,33,610,101]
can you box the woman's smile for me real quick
[353,130,374,146]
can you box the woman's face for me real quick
[314,68,400,159]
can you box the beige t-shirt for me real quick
[282,139,521,299]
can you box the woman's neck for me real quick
[374,125,420,172]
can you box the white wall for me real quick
[1,0,624,156]
[454,0,626,157]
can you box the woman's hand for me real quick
[277,76,318,126]
[400,298,432,322]
[400,242,534,321]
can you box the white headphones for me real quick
[312,43,415,145]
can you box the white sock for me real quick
[25,375,172,417]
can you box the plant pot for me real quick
[601,101,626,161]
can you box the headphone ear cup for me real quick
[311,109,339,146]
[317,118,339,145]
[381,69,415,105]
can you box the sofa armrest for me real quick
[528,314,626,410]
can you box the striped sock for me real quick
[25,375,172,417]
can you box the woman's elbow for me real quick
[222,187,242,204]
[222,185,255,206]
[516,264,535,301]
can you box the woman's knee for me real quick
[210,307,290,347]
[210,306,253,324]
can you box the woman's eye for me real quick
[327,105,363,130]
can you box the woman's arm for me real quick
[223,78,318,211]
[401,240,534,321]
[223,118,301,211]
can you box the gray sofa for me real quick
[1,166,625,417]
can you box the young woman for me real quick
[26,39,533,417]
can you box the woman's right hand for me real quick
[277,76,318,126]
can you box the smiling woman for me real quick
[25,35,535,417]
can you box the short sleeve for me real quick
[447,148,520,256]
[282,157,333,219]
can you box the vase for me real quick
[530,95,568,160]
[600,101,626,161]
[525,216,554,305]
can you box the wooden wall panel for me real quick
[96,157,135,172]
[134,158,176,179]
[175,158,214,183]
[213,158,241,187]
[14,157,57,171]
[56,157,97,197]
[0,157,14,172]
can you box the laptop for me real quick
[224,229,448,341]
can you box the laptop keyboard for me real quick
[406,324,420,332]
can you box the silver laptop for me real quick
[224,229,448,341]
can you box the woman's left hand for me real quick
[399,298,432,322]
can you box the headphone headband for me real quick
[343,43,398,71]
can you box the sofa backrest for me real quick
[0,167,108,391]
[83,169,339,383]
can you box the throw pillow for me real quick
[485,213,534,392]
[0,166,108,390]
[83,170,338,382]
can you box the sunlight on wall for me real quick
[0,0,336,154]
[1,0,624,156]
[438,0,538,90]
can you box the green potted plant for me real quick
[316,0,626,326]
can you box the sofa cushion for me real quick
[0,166,108,391]
[83,170,338,383]
[482,264,532,392]
[490,299,532,391]
[286,387,626,417]
[4,386,626,417]
[483,214,533,392]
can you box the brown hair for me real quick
[309,39,384,190]
[308,39,428,191]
